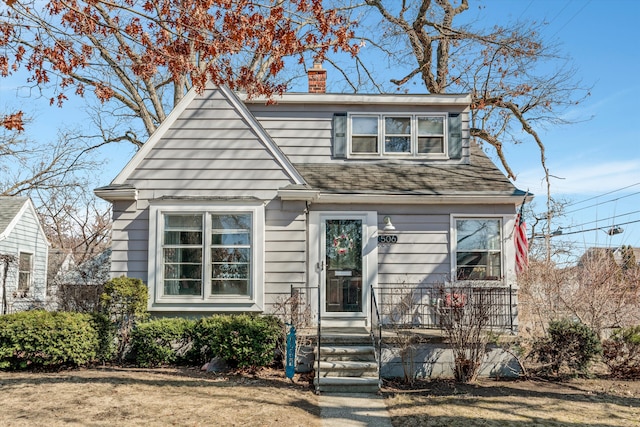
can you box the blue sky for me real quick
[2,0,639,262]
[475,0,640,261]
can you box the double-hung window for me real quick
[454,218,502,281]
[150,202,264,310]
[349,114,448,157]
[18,252,32,295]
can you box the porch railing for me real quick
[369,282,382,384]
[375,284,516,332]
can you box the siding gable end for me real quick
[112,84,304,187]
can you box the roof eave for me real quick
[94,185,138,202]
[242,92,471,106]
[278,190,530,205]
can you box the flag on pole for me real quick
[515,201,529,274]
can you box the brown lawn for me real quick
[1,367,640,427]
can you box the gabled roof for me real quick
[106,84,304,190]
[0,196,49,244]
[284,143,526,203]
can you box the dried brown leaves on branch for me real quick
[1,0,358,138]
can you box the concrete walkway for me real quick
[319,393,393,427]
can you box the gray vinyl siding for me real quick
[248,103,470,164]
[0,205,48,310]
[263,199,307,312]
[124,88,295,201]
[110,200,148,282]
[310,203,515,288]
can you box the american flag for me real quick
[515,203,528,274]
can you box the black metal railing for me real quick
[369,282,382,384]
[375,284,516,332]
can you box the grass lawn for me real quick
[1,367,639,426]
[383,377,640,427]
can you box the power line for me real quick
[556,218,640,236]
[563,191,640,215]
[561,209,640,231]
[563,182,640,209]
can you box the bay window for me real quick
[455,218,502,281]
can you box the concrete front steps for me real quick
[314,327,380,393]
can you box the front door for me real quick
[324,219,363,313]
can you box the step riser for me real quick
[317,370,378,378]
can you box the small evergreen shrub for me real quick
[129,318,194,367]
[189,314,282,369]
[100,276,149,360]
[0,311,99,370]
[91,312,116,362]
[531,319,602,376]
[602,326,640,378]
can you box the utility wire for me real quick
[555,218,640,236]
[563,191,640,215]
[563,182,640,208]
[561,209,640,230]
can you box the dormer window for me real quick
[348,114,448,157]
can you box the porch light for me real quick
[383,216,396,232]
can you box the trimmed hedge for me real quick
[129,318,194,367]
[603,326,640,378]
[189,314,282,369]
[0,311,100,370]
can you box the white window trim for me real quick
[148,201,265,312]
[450,215,512,284]
[17,251,33,294]
[348,113,449,159]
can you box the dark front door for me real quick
[325,219,363,313]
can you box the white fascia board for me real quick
[242,92,471,106]
[219,86,305,185]
[277,188,320,202]
[312,193,526,205]
[94,186,138,202]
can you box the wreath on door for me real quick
[333,234,354,255]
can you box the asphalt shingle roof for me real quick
[0,196,28,235]
[293,143,523,196]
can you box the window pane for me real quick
[456,219,501,281]
[456,219,501,251]
[352,136,378,153]
[18,253,32,292]
[385,117,411,134]
[418,116,444,134]
[385,136,410,153]
[163,214,203,296]
[211,213,252,297]
[352,116,377,134]
[418,137,444,154]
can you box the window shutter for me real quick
[333,113,347,158]
[448,113,462,159]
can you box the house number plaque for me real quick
[378,235,398,244]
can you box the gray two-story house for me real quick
[95,66,527,330]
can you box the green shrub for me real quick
[0,311,99,370]
[602,326,640,378]
[100,276,148,360]
[189,314,282,369]
[531,319,602,376]
[129,318,194,367]
[91,312,116,362]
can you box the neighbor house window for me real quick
[455,219,502,280]
[349,114,448,157]
[150,203,264,308]
[18,252,32,294]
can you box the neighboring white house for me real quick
[0,196,49,314]
[95,65,529,329]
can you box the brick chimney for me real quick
[308,62,326,94]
